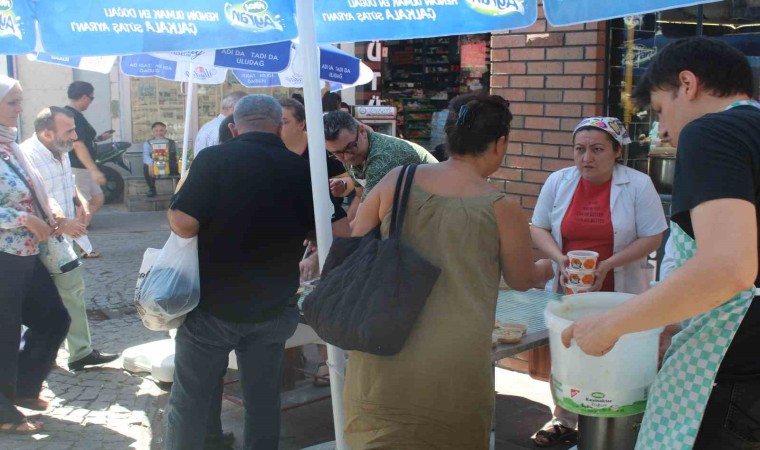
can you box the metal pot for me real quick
[648,154,676,194]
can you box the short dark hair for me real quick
[632,37,753,107]
[445,94,513,157]
[322,92,342,112]
[280,98,306,123]
[34,106,74,133]
[218,115,235,144]
[291,93,304,105]
[323,111,357,141]
[151,121,166,129]
[67,81,94,100]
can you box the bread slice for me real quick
[492,321,528,346]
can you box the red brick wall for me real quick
[489,7,607,211]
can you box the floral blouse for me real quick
[0,144,38,256]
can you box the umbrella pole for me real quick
[180,74,195,177]
[295,1,348,449]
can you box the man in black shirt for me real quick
[562,37,760,449]
[66,81,112,222]
[65,81,112,258]
[166,95,315,450]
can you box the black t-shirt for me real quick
[65,105,97,169]
[170,132,316,323]
[301,145,348,222]
[671,104,760,381]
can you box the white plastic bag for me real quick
[134,233,200,331]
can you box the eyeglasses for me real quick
[330,128,360,158]
[85,94,95,101]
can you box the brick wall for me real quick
[489,6,607,212]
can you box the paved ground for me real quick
[3,206,171,450]
[1,206,562,450]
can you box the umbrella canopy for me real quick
[4,0,298,55]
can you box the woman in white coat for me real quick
[530,117,667,447]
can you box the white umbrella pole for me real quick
[295,1,347,449]
[180,74,195,177]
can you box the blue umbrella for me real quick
[117,41,371,172]
[4,0,297,55]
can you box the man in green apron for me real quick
[561,37,760,449]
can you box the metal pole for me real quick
[180,75,195,177]
[696,5,704,36]
[295,1,348,449]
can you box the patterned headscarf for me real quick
[573,117,632,147]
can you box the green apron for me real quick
[635,222,755,449]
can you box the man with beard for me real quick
[21,107,119,373]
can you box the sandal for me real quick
[14,397,49,411]
[313,362,330,387]
[0,418,43,434]
[533,420,577,447]
[82,251,100,259]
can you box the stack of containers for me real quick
[563,250,599,295]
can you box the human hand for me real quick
[590,259,612,292]
[60,218,87,238]
[92,169,106,186]
[148,164,156,178]
[25,215,53,242]
[555,254,569,286]
[299,251,320,282]
[561,312,620,356]
[329,178,347,197]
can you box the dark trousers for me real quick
[694,380,760,449]
[0,253,70,423]
[167,306,299,450]
[143,164,156,191]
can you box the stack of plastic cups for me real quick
[563,250,599,295]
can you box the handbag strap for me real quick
[389,164,418,238]
[0,153,51,222]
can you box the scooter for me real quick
[94,141,132,204]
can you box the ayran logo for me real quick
[591,392,606,399]
[0,0,21,41]
[187,66,218,81]
[466,0,525,16]
[224,1,284,33]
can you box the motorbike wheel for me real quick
[100,165,125,204]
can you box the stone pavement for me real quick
[3,207,172,450]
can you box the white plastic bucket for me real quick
[544,292,663,417]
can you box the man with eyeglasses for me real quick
[64,81,112,257]
[324,111,437,204]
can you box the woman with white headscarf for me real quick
[529,117,667,446]
[0,75,70,434]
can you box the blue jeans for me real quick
[167,306,300,450]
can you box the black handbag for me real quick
[303,164,441,356]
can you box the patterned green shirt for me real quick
[347,131,438,200]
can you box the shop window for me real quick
[130,73,300,152]
[607,2,760,174]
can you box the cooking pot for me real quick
[648,154,675,194]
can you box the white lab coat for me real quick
[531,164,667,294]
